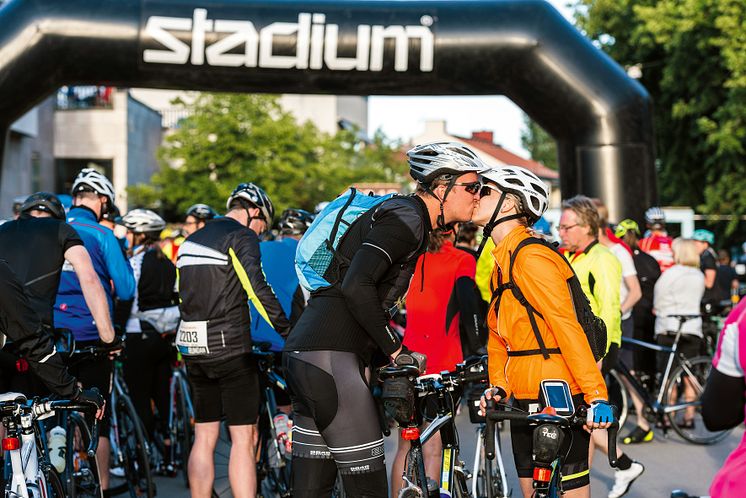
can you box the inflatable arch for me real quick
[0,0,656,221]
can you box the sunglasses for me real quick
[479,184,501,198]
[452,181,483,195]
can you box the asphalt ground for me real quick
[153,407,742,497]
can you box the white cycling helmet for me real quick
[480,166,550,224]
[71,168,115,203]
[119,209,166,233]
[227,183,275,222]
[407,141,486,184]
[644,206,666,226]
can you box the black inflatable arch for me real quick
[0,0,656,221]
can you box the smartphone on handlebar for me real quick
[539,379,574,417]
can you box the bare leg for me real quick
[97,437,110,490]
[390,424,442,497]
[227,424,257,498]
[621,375,650,431]
[188,421,220,498]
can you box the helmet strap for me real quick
[428,177,457,230]
[475,192,530,258]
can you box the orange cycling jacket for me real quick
[486,226,608,404]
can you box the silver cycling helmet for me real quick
[119,209,166,233]
[71,168,116,204]
[407,141,486,185]
[480,166,551,225]
[644,206,666,226]
[226,183,275,222]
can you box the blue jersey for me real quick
[55,206,135,341]
[250,238,299,352]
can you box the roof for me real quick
[458,135,559,180]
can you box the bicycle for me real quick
[483,385,620,498]
[606,314,732,444]
[211,344,292,498]
[380,357,491,498]
[148,337,195,488]
[0,392,100,498]
[70,344,155,497]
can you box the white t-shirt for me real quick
[610,243,637,320]
[653,264,705,337]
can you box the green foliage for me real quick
[127,93,406,220]
[520,115,558,170]
[575,0,746,237]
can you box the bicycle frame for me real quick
[618,328,703,417]
[470,424,509,498]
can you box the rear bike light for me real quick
[533,466,552,483]
[2,437,20,451]
[401,428,420,441]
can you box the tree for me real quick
[575,0,746,236]
[520,115,558,170]
[128,93,406,220]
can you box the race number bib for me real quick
[176,320,209,356]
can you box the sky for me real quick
[367,0,574,155]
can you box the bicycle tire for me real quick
[46,467,67,498]
[175,375,194,489]
[65,411,102,498]
[605,369,629,430]
[331,474,347,498]
[476,426,508,498]
[114,393,155,497]
[212,421,233,498]
[665,356,733,445]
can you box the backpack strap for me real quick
[503,237,562,360]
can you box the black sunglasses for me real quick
[479,184,501,198]
[452,181,482,195]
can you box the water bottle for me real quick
[273,413,291,457]
[47,426,66,473]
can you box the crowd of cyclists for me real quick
[0,141,743,498]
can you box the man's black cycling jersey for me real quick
[0,259,78,398]
[284,195,431,363]
[177,217,290,363]
[0,216,83,327]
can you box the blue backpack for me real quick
[296,188,395,292]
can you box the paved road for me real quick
[154,409,743,497]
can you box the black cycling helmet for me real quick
[226,183,275,222]
[186,203,218,221]
[101,203,121,223]
[20,192,65,220]
[278,209,314,235]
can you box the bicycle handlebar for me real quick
[0,398,100,457]
[483,399,619,468]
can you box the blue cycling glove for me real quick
[587,400,614,425]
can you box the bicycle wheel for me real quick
[605,369,629,430]
[175,375,194,488]
[331,474,347,498]
[665,356,732,444]
[46,467,67,498]
[212,421,232,498]
[475,426,508,498]
[113,393,155,497]
[65,412,102,498]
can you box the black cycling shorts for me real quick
[284,350,386,480]
[185,354,259,426]
[656,334,702,374]
[601,342,619,377]
[510,394,591,491]
[68,341,113,435]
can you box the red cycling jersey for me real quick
[639,233,674,273]
[404,240,476,375]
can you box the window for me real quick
[56,159,113,194]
